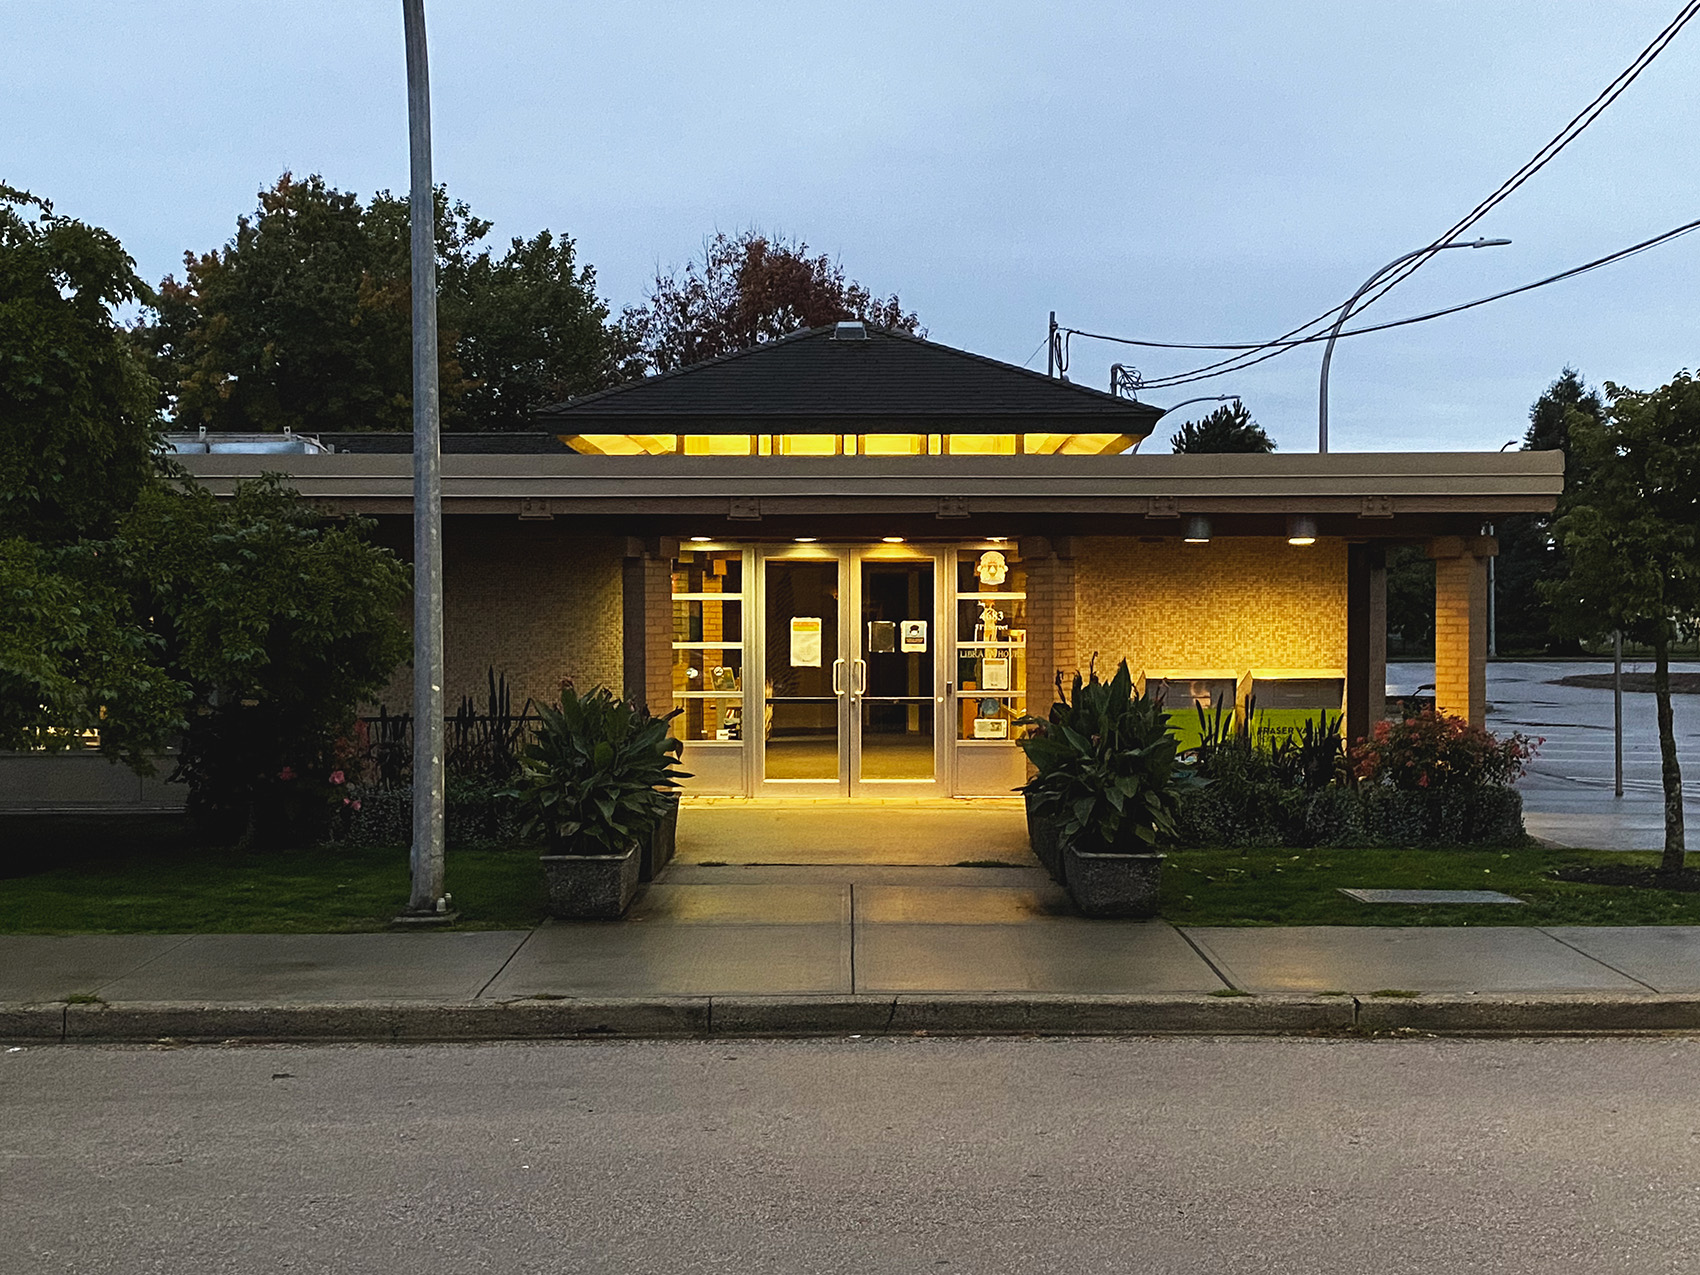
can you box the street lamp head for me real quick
[1467,237,1512,248]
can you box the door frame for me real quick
[752,543,949,797]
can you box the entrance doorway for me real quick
[758,545,945,796]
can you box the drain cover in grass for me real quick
[1340,888,1525,905]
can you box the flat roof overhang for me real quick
[177,451,1563,521]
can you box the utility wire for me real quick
[1065,216,1700,355]
[1083,0,1699,390]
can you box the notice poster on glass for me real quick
[981,656,1010,691]
[790,617,822,667]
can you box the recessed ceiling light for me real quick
[794,536,818,543]
[689,536,712,543]
[882,536,905,543]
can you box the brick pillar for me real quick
[1346,544,1388,743]
[622,538,676,718]
[1019,536,1078,712]
[1429,535,1495,726]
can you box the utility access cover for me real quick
[1340,888,1525,905]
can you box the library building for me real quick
[179,323,1563,799]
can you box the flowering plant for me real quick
[1350,711,1539,791]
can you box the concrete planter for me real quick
[1024,791,1065,885]
[540,841,643,919]
[641,793,681,883]
[1063,843,1165,918]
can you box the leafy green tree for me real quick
[139,173,623,433]
[1543,371,1700,871]
[619,229,922,375]
[112,480,412,844]
[1384,545,1436,658]
[1494,368,1604,654]
[2,185,411,834]
[0,186,161,544]
[0,186,184,763]
[1168,402,1276,454]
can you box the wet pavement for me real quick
[1390,659,1700,850]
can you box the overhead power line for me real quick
[1064,0,1700,391]
[1067,216,1700,355]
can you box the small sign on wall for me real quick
[900,620,928,653]
[790,617,822,668]
[972,716,1010,739]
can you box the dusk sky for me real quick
[7,1,1698,451]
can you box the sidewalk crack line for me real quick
[474,928,542,1000]
[1538,927,1660,992]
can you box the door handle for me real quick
[832,658,846,696]
[854,660,868,695]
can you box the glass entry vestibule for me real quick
[671,542,1029,797]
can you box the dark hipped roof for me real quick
[535,325,1165,436]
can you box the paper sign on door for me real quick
[900,620,928,653]
[790,617,822,668]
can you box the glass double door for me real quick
[758,546,945,796]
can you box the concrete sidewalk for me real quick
[7,866,1700,1041]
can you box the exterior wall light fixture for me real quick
[1182,515,1212,544]
[1286,514,1318,546]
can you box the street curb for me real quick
[8,992,1698,1043]
[886,993,1358,1035]
[1357,993,1700,1034]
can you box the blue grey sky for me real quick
[7,1,1697,451]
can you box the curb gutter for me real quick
[4,993,1700,1043]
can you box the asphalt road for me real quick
[6,1036,1700,1274]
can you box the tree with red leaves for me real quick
[620,229,922,375]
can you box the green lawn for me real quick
[0,841,546,934]
[4,832,1699,934]
[1161,845,1700,927]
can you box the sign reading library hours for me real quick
[790,617,822,668]
[900,620,928,653]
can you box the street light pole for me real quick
[403,0,446,916]
[1317,237,1510,453]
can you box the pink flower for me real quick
[351,800,362,811]
[342,796,351,806]
[329,770,346,785]
[278,766,296,781]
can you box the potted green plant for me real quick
[1019,660,1194,917]
[510,686,688,919]
[1019,671,1081,884]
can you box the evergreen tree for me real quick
[1168,402,1275,453]
[1494,368,1604,654]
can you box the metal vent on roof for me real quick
[832,321,869,340]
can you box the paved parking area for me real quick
[1393,660,1700,850]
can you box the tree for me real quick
[0,186,161,545]
[0,186,183,764]
[1543,371,1700,872]
[1168,402,1276,454]
[110,480,410,844]
[1494,368,1605,654]
[138,173,623,433]
[2,187,411,835]
[619,229,922,375]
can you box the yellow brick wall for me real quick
[1433,551,1487,724]
[1075,536,1348,674]
[369,525,625,714]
